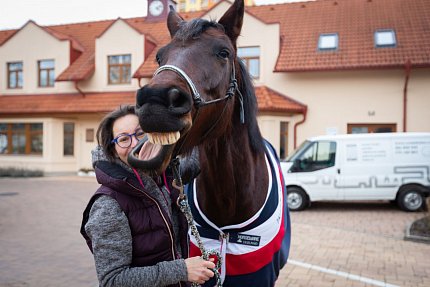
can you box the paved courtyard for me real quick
[0,176,429,287]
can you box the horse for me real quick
[128,0,290,286]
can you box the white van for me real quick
[281,133,430,211]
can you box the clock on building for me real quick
[149,0,165,17]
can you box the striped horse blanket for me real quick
[186,141,291,287]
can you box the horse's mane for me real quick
[236,59,265,154]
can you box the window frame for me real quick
[347,123,397,134]
[108,54,132,85]
[7,61,23,89]
[290,141,336,173]
[0,123,43,155]
[318,33,339,51]
[38,59,55,87]
[374,29,397,48]
[237,46,261,79]
[63,122,75,156]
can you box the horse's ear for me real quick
[218,0,244,45]
[167,5,184,38]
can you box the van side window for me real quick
[291,141,336,172]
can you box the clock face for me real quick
[149,0,164,17]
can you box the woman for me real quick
[80,105,214,287]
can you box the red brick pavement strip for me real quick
[1,177,429,287]
[275,202,430,287]
[0,176,99,287]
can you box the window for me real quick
[280,122,288,159]
[7,62,23,89]
[0,123,43,155]
[86,128,95,142]
[375,29,396,47]
[63,123,75,156]
[290,141,336,172]
[108,54,131,84]
[237,46,260,79]
[318,33,338,51]
[38,59,55,87]
[348,123,396,134]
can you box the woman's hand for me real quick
[184,256,215,285]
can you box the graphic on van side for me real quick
[298,165,430,189]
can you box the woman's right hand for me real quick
[184,256,215,285]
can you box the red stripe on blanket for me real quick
[190,195,286,275]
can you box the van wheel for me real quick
[287,187,308,211]
[397,186,424,212]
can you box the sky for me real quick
[0,0,307,30]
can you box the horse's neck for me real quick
[196,131,268,227]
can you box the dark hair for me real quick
[96,105,136,162]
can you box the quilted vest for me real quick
[80,161,189,286]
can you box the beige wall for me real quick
[0,21,75,94]
[407,69,430,132]
[267,69,430,150]
[80,19,144,92]
[204,1,280,87]
[0,115,100,174]
[1,7,429,173]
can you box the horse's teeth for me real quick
[147,131,180,145]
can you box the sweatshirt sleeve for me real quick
[85,195,188,287]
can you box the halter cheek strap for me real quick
[153,63,245,124]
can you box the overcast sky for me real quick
[0,0,307,30]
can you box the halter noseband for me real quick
[153,63,245,123]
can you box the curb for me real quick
[404,220,430,244]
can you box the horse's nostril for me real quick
[168,88,182,108]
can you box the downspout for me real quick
[138,77,143,88]
[74,81,86,97]
[294,107,308,149]
[403,60,411,132]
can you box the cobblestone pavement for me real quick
[1,176,429,287]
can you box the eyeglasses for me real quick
[111,130,146,148]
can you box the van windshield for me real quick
[286,140,312,162]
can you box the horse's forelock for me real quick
[175,19,224,41]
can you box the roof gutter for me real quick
[294,107,307,149]
[74,81,86,97]
[403,60,411,132]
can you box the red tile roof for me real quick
[1,0,427,78]
[255,86,306,113]
[1,0,426,115]
[248,0,430,71]
[0,86,304,115]
[0,92,136,114]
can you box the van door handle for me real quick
[337,168,341,174]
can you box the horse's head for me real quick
[129,0,246,173]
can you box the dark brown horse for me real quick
[129,0,290,286]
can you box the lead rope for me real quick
[170,158,223,287]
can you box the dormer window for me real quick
[38,59,55,87]
[7,62,23,89]
[318,33,338,51]
[108,54,131,85]
[375,29,396,47]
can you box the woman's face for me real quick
[112,114,142,165]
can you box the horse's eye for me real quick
[217,49,230,59]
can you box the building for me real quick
[176,0,255,12]
[0,0,429,174]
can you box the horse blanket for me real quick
[186,141,291,287]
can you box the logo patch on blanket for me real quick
[230,233,261,246]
